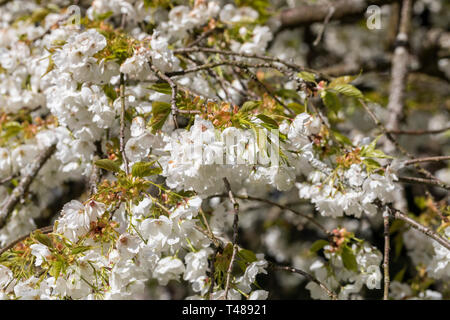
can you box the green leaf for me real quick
[389,220,405,234]
[94,159,121,173]
[41,55,55,78]
[310,239,329,253]
[321,90,342,112]
[341,245,358,272]
[276,89,301,100]
[215,243,234,274]
[238,249,257,263]
[256,114,278,129]
[239,101,260,114]
[394,233,404,260]
[149,101,171,133]
[49,260,63,279]
[414,196,427,211]
[34,233,53,248]
[131,161,162,177]
[332,84,364,99]
[287,102,306,114]
[363,158,381,173]
[93,11,113,21]
[297,71,317,83]
[1,121,22,140]
[332,130,353,146]
[328,74,359,88]
[71,246,92,255]
[360,135,392,160]
[148,83,172,95]
[31,8,50,23]
[393,267,406,282]
[102,84,118,102]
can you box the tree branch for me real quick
[397,176,450,191]
[208,193,330,236]
[0,144,56,230]
[403,156,450,166]
[148,62,179,128]
[387,205,450,251]
[0,226,53,254]
[387,127,450,135]
[119,73,130,175]
[385,0,412,135]
[383,211,390,300]
[223,177,239,300]
[269,263,338,300]
[279,0,397,28]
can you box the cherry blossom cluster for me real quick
[0,0,448,301]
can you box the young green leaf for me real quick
[131,161,162,177]
[341,245,358,272]
[297,71,317,83]
[94,159,121,173]
[310,239,329,253]
[332,84,363,99]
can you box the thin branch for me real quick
[397,176,450,191]
[313,6,335,46]
[385,0,412,135]
[166,61,286,78]
[383,211,390,300]
[0,225,53,255]
[0,175,16,185]
[173,47,315,74]
[208,248,218,300]
[241,67,295,116]
[0,144,56,230]
[148,62,179,128]
[223,177,239,300]
[387,127,450,135]
[359,99,450,190]
[270,263,338,300]
[425,190,449,223]
[187,27,221,48]
[387,205,450,251]
[208,193,330,236]
[279,0,396,28]
[119,73,130,175]
[403,156,450,166]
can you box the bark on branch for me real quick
[388,205,450,251]
[280,0,397,28]
[0,144,56,229]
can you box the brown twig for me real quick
[279,0,396,28]
[385,0,412,139]
[270,263,338,300]
[208,193,330,236]
[313,6,335,46]
[222,177,239,300]
[383,211,390,300]
[387,205,450,251]
[173,47,316,74]
[119,73,130,175]
[403,156,450,166]
[387,127,450,135]
[397,176,450,191]
[359,99,450,190]
[208,248,218,300]
[187,27,221,48]
[0,225,53,255]
[148,63,179,129]
[0,144,56,230]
